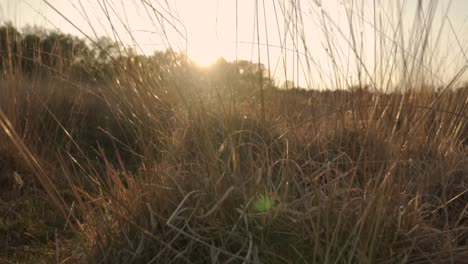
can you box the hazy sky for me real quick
[2,0,468,89]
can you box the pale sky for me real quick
[2,0,468,89]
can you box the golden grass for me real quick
[1,66,466,263]
[1,1,468,262]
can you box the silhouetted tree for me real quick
[0,23,21,75]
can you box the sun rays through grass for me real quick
[0,0,467,263]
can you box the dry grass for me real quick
[1,71,466,263]
[1,1,468,263]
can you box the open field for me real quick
[1,1,468,263]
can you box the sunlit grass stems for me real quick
[1,1,468,263]
[2,68,467,262]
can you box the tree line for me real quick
[0,23,278,96]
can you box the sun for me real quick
[190,51,219,67]
[187,38,222,67]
